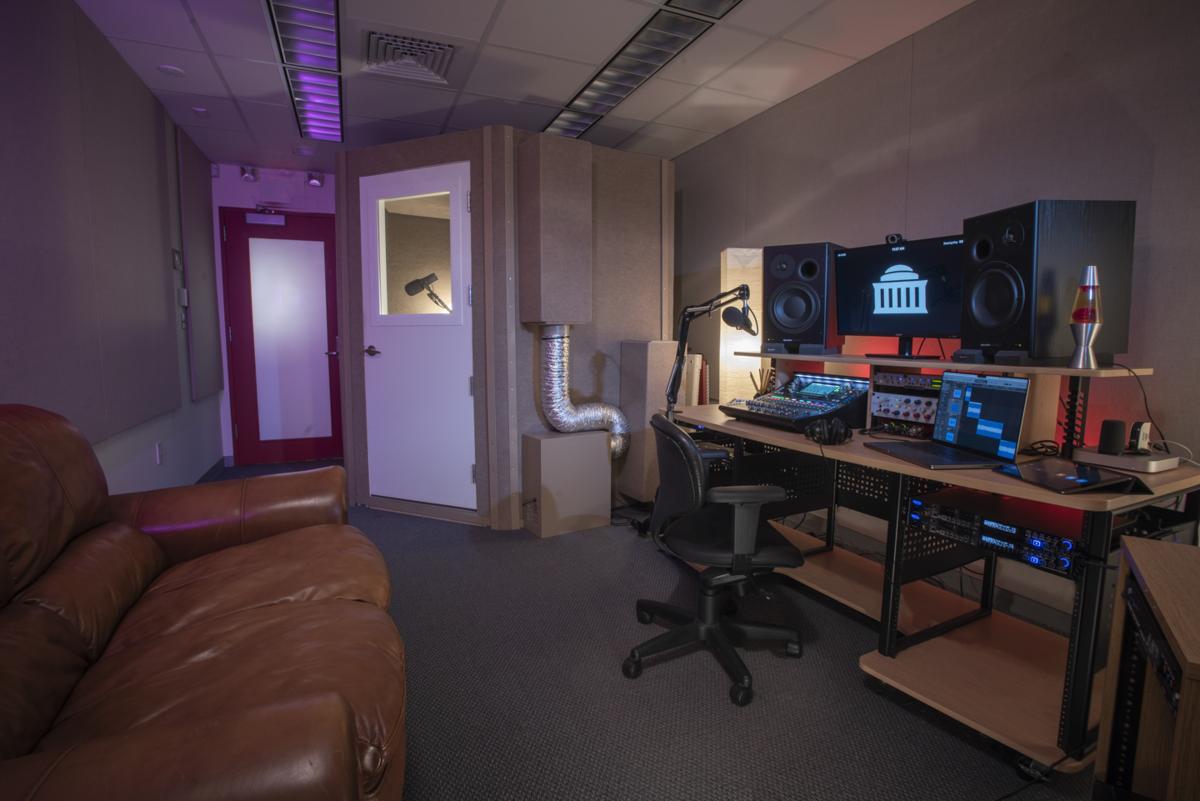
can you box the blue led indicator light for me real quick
[910,513,921,521]
[1030,539,1043,549]
[911,499,923,507]
[1028,555,1041,566]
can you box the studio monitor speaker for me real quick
[762,242,842,354]
[960,200,1136,363]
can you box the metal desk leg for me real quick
[1058,510,1113,755]
[877,473,908,657]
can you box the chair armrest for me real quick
[707,484,788,564]
[707,484,788,505]
[110,466,348,565]
[0,694,358,801]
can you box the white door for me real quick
[359,162,475,509]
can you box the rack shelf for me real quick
[770,525,978,634]
[859,612,1103,772]
[735,351,1153,378]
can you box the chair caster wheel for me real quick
[785,641,802,658]
[636,609,653,624]
[622,656,643,679]
[729,684,753,706]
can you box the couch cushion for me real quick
[105,524,389,655]
[17,523,164,661]
[42,600,406,796]
[0,523,162,759]
[0,405,110,603]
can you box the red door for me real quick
[221,208,342,464]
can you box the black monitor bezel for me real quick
[833,235,965,339]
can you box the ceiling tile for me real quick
[189,0,278,61]
[343,74,458,126]
[180,125,258,166]
[216,56,290,107]
[654,86,769,133]
[343,0,501,42]
[783,0,974,59]
[239,100,307,146]
[74,0,203,50]
[721,0,828,36]
[487,0,651,65]
[621,122,713,159]
[654,26,766,86]
[109,39,230,96]
[611,77,695,122]
[580,115,646,147]
[157,91,246,131]
[465,46,594,106]
[448,95,558,131]
[706,39,854,101]
[344,117,443,148]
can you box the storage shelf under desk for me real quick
[859,612,1102,773]
[770,524,978,634]
[734,351,1153,378]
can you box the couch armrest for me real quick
[110,466,348,565]
[0,694,359,801]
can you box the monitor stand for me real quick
[867,336,921,359]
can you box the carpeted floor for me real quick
[347,507,1094,801]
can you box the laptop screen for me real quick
[932,372,1029,461]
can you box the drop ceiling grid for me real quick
[75,0,977,167]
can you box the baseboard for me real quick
[196,458,228,484]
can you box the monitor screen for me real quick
[933,372,1029,461]
[834,236,964,337]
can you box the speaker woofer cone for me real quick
[968,262,1025,332]
[769,282,821,334]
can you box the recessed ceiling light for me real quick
[266,0,344,142]
[546,9,712,139]
[156,64,186,78]
[191,106,209,117]
[665,0,744,19]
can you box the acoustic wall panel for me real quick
[76,6,181,435]
[0,1,108,438]
[177,130,223,400]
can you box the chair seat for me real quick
[663,506,803,569]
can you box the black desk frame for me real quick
[692,425,1200,761]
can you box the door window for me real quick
[378,192,453,316]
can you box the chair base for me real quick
[623,571,802,706]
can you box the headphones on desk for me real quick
[804,418,853,446]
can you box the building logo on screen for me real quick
[872,264,928,315]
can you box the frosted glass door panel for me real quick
[249,238,331,441]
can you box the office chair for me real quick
[622,413,805,706]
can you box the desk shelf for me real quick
[735,351,1152,378]
[859,612,1102,772]
[771,524,978,634]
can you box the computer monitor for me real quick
[932,372,1029,462]
[834,235,965,356]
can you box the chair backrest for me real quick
[648,414,706,536]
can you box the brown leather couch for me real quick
[0,405,406,800]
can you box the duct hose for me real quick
[540,325,629,460]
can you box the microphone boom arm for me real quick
[665,284,751,420]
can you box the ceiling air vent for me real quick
[364,32,455,84]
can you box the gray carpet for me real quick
[348,507,1094,801]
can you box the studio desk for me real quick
[671,399,1200,773]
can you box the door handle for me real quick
[364,345,382,356]
[325,351,338,357]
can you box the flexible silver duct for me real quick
[541,325,629,460]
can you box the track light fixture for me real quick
[240,166,258,183]
[306,172,325,188]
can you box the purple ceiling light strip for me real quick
[267,0,343,142]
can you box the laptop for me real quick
[864,372,1030,469]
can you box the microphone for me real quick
[721,304,758,336]
[404,273,438,296]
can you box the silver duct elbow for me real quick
[540,325,629,460]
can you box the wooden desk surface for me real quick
[673,404,1200,513]
[734,351,1154,378]
[1123,538,1200,680]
